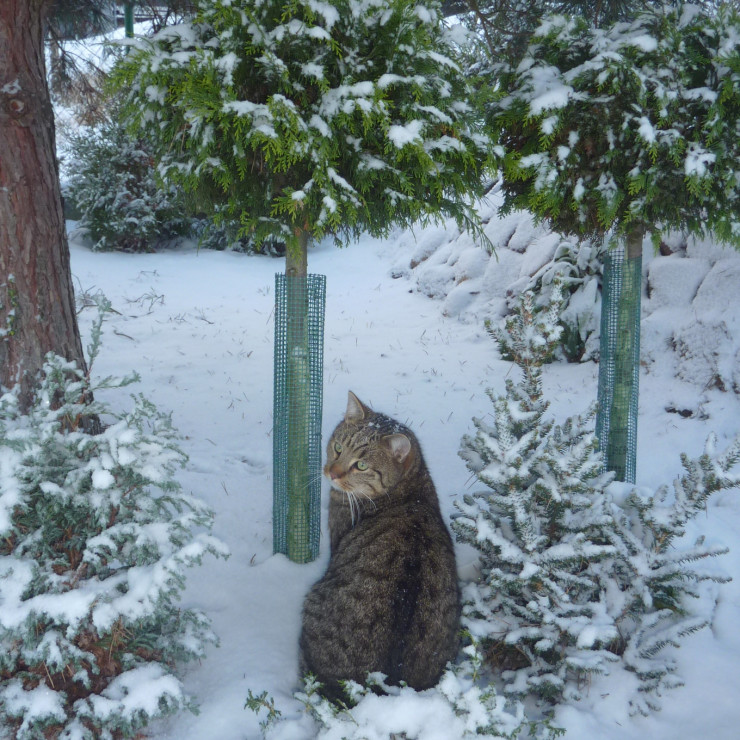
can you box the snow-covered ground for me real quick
[66,207,740,739]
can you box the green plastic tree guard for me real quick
[123,3,134,37]
[596,232,643,483]
[273,273,326,563]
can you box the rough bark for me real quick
[0,0,87,411]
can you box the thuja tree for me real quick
[453,285,739,712]
[486,2,740,480]
[112,0,487,561]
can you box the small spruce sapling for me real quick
[453,284,739,711]
[454,282,620,702]
[0,303,228,739]
[608,435,738,713]
[523,237,606,362]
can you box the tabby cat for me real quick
[299,391,460,700]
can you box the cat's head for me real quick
[324,391,414,500]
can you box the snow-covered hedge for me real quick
[0,310,228,738]
[65,111,190,252]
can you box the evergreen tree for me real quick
[110,0,488,562]
[488,3,740,250]
[66,106,191,251]
[454,283,621,702]
[0,307,228,738]
[480,2,740,480]
[110,0,487,255]
[453,284,739,711]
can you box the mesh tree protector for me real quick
[596,238,642,483]
[273,273,326,562]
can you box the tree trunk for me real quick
[596,227,644,483]
[283,234,313,562]
[0,0,87,412]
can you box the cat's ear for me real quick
[345,391,370,423]
[384,433,411,464]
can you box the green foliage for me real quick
[487,3,740,248]
[457,0,645,72]
[523,238,605,362]
[0,305,228,738]
[453,284,739,711]
[110,0,488,253]
[65,107,190,251]
[245,689,283,731]
[258,638,562,739]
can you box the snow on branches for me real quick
[453,284,739,712]
[251,638,564,739]
[488,3,740,248]
[0,308,227,738]
[112,0,488,251]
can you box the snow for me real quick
[85,664,184,720]
[685,142,717,177]
[307,0,340,29]
[637,116,656,144]
[56,208,740,738]
[626,34,659,53]
[526,66,576,115]
[0,447,23,532]
[91,469,115,490]
[0,681,66,730]
[387,120,424,148]
[1,79,21,95]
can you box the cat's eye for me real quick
[355,460,368,471]
[334,442,343,454]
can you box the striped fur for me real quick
[299,392,461,700]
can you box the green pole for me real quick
[124,3,134,38]
[285,234,311,563]
[596,228,643,483]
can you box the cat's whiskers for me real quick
[345,490,359,525]
[358,490,378,513]
[295,471,324,495]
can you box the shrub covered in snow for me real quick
[254,637,564,739]
[65,108,190,252]
[453,284,739,712]
[0,308,227,738]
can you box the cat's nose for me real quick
[326,465,341,481]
